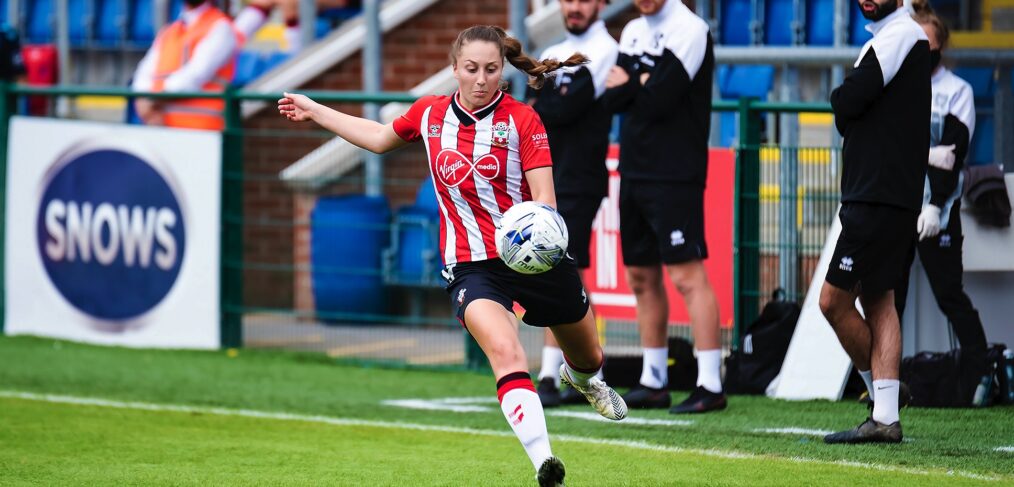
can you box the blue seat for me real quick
[848,1,873,45]
[26,0,54,43]
[720,65,775,99]
[969,115,993,166]
[806,0,834,45]
[96,0,126,45]
[232,50,264,87]
[68,0,92,45]
[130,0,155,44]
[0,0,6,25]
[953,67,995,100]
[169,0,183,20]
[765,0,795,45]
[319,7,361,21]
[414,179,440,215]
[262,51,291,71]
[720,0,753,45]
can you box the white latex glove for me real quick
[928,144,956,170]
[917,205,942,241]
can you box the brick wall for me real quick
[242,1,640,315]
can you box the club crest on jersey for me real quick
[435,148,501,187]
[428,124,441,138]
[491,121,510,148]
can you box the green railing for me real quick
[0,84,839,366]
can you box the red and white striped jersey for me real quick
[393,90,553,266]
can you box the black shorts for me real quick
[619,180,708,266]
[557,194,603,269]
[826,202,917,295]
[443,257,589,328]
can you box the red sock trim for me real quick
[285,18,300,28]
[496,371,535,403]
[563,354,602,375]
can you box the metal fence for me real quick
[0,85,844,370]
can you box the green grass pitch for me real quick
[0,336,1011,485]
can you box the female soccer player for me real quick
[278,25,627,487]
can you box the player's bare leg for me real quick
[551,309,627,420]
[464,300,557,471]
[667,260,727,414]
[623,265,673,408]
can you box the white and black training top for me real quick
[831,8,931,212]
[925,67,975,228]
[530,20,619,199]
[604,0,714,185]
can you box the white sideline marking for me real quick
[0,390,1002,482]
[996,446,1014,453]
[380,397,694,426]
[754,427,833,436]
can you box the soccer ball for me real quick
[495,201,569,275]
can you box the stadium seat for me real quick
[953,67,995,100]
[765,0,796,45]
[720,0,753,45]
[68,0,92,45]
[0,0,6,25]
[848,1,873,45]
[169,0,183,21]
[969,114,994,165]
[716,65,775,147]
[26,0,54,43]
[806,0,834,45]
[262,51,291,71]
[130,0,155,44]
[232,50,263,87]
[96,0,127,46]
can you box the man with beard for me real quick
[132,0,239,130]
[529,0,618,408]
[602,0,724,415]
[820,0,930,443]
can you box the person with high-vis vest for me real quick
[131,0,238,130]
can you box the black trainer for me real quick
[824,417,903,444]
[622,385,671,409]
[536,456,566,487]
[537,377,561,408]
[559,385,586,405]
[669,385,727,414]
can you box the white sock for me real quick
[695,348,723,393]
[858,369,875,401]
[499,386,553,470]
[871,379,900,424]
[234,7,269,42]
[639,347,668,389]
[563,359,600,388]
[538,346,564,386]
[284,24,303,53]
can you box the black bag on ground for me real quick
[603,337,697,391]
[724,289,800,395]
[899,344,1008,407]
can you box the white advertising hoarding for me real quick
[4,117,221,349]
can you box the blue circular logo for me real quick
[36,145,186,321]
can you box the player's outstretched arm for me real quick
[277,92,408,154]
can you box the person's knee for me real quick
[486,340,525,368]
[819,286,843,323]
[668,262,709,296]
[626,268,661,295]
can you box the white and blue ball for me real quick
[495,201,569,275]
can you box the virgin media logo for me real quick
[434,149,501,187]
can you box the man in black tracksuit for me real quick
[820,0,931,444]
[603,0,725,415]
[894,10,990,406]
[529,0,618,409]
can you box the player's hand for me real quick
[917,204,941,241]
[606,66,629,89]
[640,72,650,85]
[278,92,317,122]
[928,144,956,170]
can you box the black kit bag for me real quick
[725,289,800,395]
[901,343,1008,408]
[603,337,698,391]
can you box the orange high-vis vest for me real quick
[152,7,236,130]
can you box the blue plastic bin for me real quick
[311,195,391,320]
